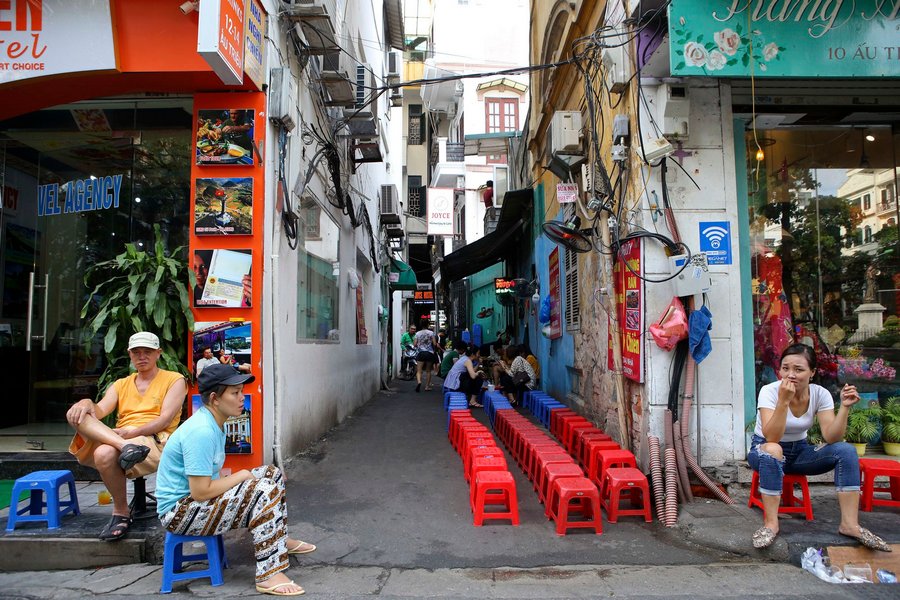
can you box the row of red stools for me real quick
[449,409,519,526]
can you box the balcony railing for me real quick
[877,200,896,215]
[430,140,465,165]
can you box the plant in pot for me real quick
[844,403,882,457]
[81,224,195,399]
[881,396,900,456]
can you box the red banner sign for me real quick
[548,248,562,339]
[609,238,643,382]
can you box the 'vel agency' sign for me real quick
[669,1,900,77]
[0,0,116,86]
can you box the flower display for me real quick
[683,42,708,67]
[838,356,897,381]
[707,50,727,71]
[714,28,741,56]
[672,20,785,74]
[763,42,779,61]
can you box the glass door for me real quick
[0,99,192,450]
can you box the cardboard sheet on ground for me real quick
[826,544,900,583]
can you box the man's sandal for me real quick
[255,581,305,596]
[287,541,316,554]
[99,514,132,542]
[118,443,150,471]
[840,527,892,552]
[752,526,777,549]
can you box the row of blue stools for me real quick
[4,469,225,594]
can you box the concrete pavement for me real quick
[0,379,898,597]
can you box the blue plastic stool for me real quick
[160,532,228,593]
[5,470,80,531]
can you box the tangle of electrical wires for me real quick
[276,126,300,249]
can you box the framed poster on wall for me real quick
[192,320,252,377]
[196,108,255,165]
[193,248,252,307]
[194,177,253,235]
[192,394,253,454]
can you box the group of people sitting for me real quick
[440,342,539,408]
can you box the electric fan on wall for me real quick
[542,215,592,253]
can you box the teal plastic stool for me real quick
[6,470,80,531]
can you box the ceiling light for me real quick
[865,133,875,142]
[755,149,765,161]
[134,197,141,203]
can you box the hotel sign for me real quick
[669,1,900,77]
[0,0,116,86]
[198,0,246,85]
[427,187,455,236]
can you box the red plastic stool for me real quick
[453,423,489,453]
[461,434,496,459]
[540,462,585,508]
[859,458,900,512]
[572,430,611,464]
[748,471,814,520]
[554,415,589,443]
[465,447,505,482]
[590,449,636,492]
[600,467,653,523]
[549,410,578,437]
[449,418,479,448]
[514,433,552,469]
[534,452,576,493]
[564,423,597,456]
[472,471,519,526]
[581,439,620,469]
[525,443,564,482]
[469,456,509,508]
[546,476,602,535]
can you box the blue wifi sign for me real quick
[698,221,732,265]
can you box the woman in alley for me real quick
[413,319,442,392]
[747,343,891,552]
[155,363,316,596]
[444,345,487,408]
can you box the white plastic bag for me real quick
[800,548,847,584]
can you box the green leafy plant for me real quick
[844,403,882,444]
[881,397,900,444]
[81,224,194,396]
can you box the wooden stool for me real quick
[472,471,519,526]
[859,458,900,512]
[748,471,814,520]
[601,467,653,523]
[546,476,602,535]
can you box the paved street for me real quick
[0,380,897,598]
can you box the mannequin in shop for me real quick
[65,331,187,541]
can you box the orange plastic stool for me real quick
[748,471,814,520]
[581,439,620,470]
[472,471,519,526]
[860,458,900,512]
[540,462,585,507]
[546,476,602,535]
[600,467,653,522]
[590,449,636,492]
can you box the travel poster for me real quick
[192,320,252,378]
[194,177,253,235]
[193,249,252,307]
[191,394,253,454]
[196,108,255,165]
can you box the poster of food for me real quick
[196,108,255,165]
[192,394,253,454]
[192,248,252,307]
[192,320,252,378]
[194,177,253,235]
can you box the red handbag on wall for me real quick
[649,297,688,351]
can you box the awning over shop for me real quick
[389,258,418,290]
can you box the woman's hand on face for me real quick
[839,384,860,408]
[778,379,796,404]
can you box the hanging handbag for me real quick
[649,297,688,352]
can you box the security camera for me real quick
[179,1,199,15]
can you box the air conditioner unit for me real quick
[317,51,355,107]
[657,83,690,140]
[380,184,400,224]
[551,111,582,155]
[385,223,405,238]
[387,51,401,81]
[354,64,377,116]
[285,0,338,54]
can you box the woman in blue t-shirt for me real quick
[747,343,890,552]
[156,364,315,596]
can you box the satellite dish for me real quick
[542,216,592,253]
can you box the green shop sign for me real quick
[669,1,900,77]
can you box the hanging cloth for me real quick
[688,305,713,363]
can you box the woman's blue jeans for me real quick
[747,434,860,496]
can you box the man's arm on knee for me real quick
[67,385,119,426]
[124,377,188,438]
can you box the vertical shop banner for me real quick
[356,285,368,344]
[426,187,455,236]
[548,248,562,339]
[669,1,900,78]
[0,0,117,86]
[198,0,246,85]
[609,239,643,382]
[243,0,267,90]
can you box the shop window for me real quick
[746,127,899,407]
[297,201,340,342]
[564,246,580,331]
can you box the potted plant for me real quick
[881,397,900,456]
[844,403,882,457]
[81,224,195,396]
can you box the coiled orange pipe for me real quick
[648,435,666,522]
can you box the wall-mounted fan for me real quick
[510,278,538,298]
[542,216,592,253]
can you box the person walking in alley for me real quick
[747,343,891,551]
[66,331,187,541]
[155,363,315,596]
[413,319,441,392]
[444,345,487,408]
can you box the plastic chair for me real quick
[859,458,900,511]
[160,532,228,593]
[748,471,814,520]
[5,470,80,531]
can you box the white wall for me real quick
[638,80,747,466]
[261,0,399,462]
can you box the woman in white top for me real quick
[444,345,486,407]
[747,343,890,552]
